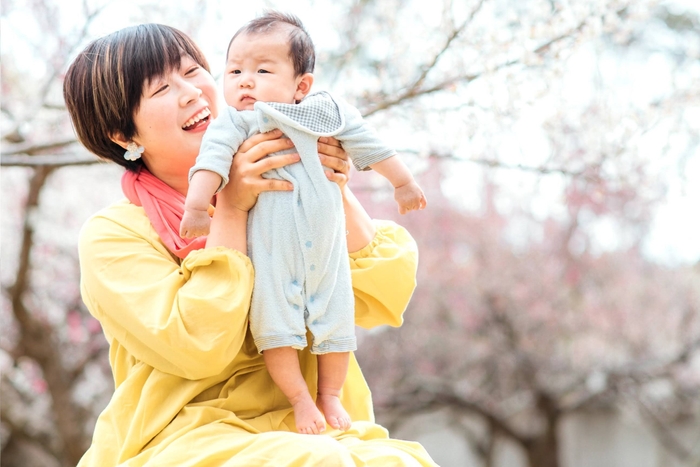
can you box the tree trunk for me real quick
[525,433,559,467]
[8,166,89,467]
[524,395,560,467]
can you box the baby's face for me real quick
[224,30,301,111]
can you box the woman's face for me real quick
[132,54,219,186]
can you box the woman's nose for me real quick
[180,81,203,105]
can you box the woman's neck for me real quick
[144,163,189,196]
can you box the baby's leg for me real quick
[263,347,326,434]
[316,351,352,431]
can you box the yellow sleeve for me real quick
[350,220,418,329]
[78,202,254,381]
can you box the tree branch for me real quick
[0,376,56,454]
[1,153,102,167]
[362,16,588,117]
[411,0,486,94]
[8,167,54,309]
[447,413,497,465]
[561,337,700,412]
[3,0,105,145]
[484,293,541,393]
[635,393,699,463]
[379,386,531,445]
[1,139,79,156]
[400,149,600,178]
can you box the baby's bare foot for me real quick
[317,394,352,431]
[292,397,326,434]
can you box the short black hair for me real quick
[63,24,210,170]
[228,11,315,76]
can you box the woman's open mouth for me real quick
[182,108,211,130]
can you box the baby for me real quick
[181,11,426,435]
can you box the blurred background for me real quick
[1,0,699,466]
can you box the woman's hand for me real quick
[218,130,300,213]
[207,130,299,253]
[318,136,350,190]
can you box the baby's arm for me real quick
[180,170,223,238]
[370,156,427,214]
[325,94,426,214]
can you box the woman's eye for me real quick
[152,85,168,96]
[186,66,200,75]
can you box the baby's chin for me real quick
[233,104,255,111]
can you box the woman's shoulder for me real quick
[82,199,148,231]
[79,199,160,250]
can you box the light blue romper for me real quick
[190,92,396,354]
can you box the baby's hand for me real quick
[180,208,212,238]
[394,181,427,214]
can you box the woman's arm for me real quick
[316,137,419,328]
[79,204,255,380]
[342,186,376,253]
[349,220,419,329]
[317,136,376,252]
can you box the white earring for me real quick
[124,142,144,161]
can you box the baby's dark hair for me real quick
[228,11,315,76]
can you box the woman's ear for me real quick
[294,73,314,102]
[109,132,130,149]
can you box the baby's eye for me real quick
[257,69,270,74]
[230,69,241,74]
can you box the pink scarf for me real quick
[121,168,208,259]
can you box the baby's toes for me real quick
[339,416,352,431]
[328,415,340,429]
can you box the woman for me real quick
[63,23,436,466]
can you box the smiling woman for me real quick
[112,53,218,195]
[64,26,212,173]
[61,23,436,467]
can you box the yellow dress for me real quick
[77,200,437,467]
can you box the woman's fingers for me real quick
[222,132,298,212]
[231,132,297,179]
[244,138,295,164]
[229,153,297,200]
[318,137,347,160]
[257,151,300,173]
[226,133,352,212]
[319,136,342,147]
[256,178,294,193]
[324,170,349,187]
[318,153,349,176]
[318,136,350,183]
[237,129,284,153]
